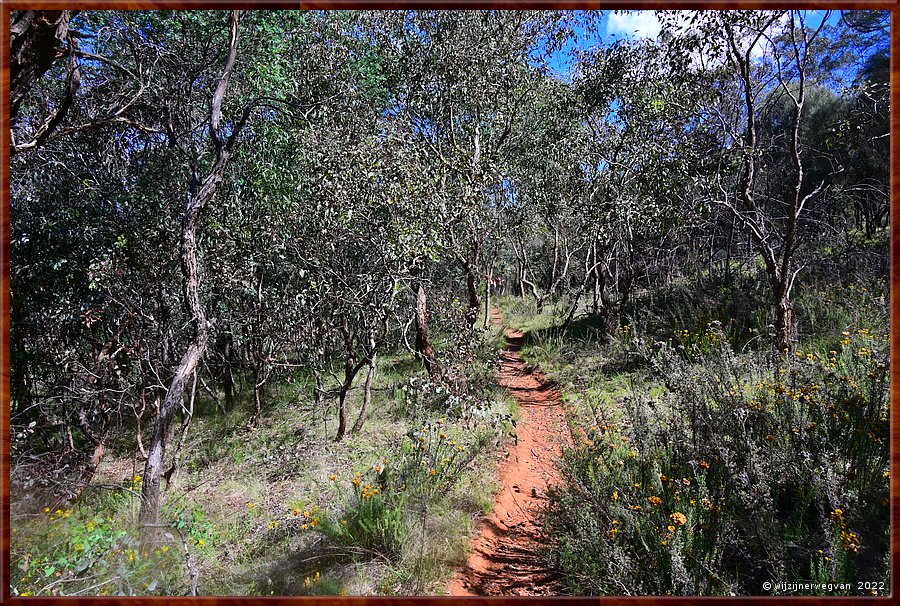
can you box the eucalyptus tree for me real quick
[11,8,342,537]
[502,75,588,314]
[135,10,257,542]
[840,46,889,239]
[663,10,845,350]
[383,10,580,326]
[9,10,215,498]
[218,11,446,438]
[570,34,717,331]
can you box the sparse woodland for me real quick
[9,9,889,597]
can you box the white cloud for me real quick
[606,11,661,39]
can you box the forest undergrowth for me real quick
[10,318,518,596]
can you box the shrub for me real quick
[546,327,889,596]
[11,489,184,596]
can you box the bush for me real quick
[317,384,513,594]
[546,327,889,596]
[10,480,185,596]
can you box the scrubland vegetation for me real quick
[502,258,889,596]
[9,8,889,597]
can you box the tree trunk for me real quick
[483,261,494,330]
[773,279,795,352]
[133,388,149,460]
[352,339,377,436]
[250,363,263,427]
[591,243,601,316]
[335,382,349,441]
[414,281,441,378]
[139,10,243,545]
[73,409,107,498]
[139,342,206,544]
[335,317,354,442]
[10,10,75,119]
[314,370,324,408]
[217,331,235,410]
[163,370,197,489]
[463,261,480,325]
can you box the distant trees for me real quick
[568,36,717,331]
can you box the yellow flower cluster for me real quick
[701,498,722,512]
[293,508,319,529]
[840,530,861,553]
[670,512,687,526]
[45,508,73,522]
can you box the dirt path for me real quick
[446,309,569,596]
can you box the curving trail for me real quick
[447,308,570,596]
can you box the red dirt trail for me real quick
[446,309,570,596]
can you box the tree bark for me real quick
[336,319,378,441]
[483,260,494,330]
[465,262,480,325]
[414,281,441,378]
[216,331,235,410]
[10,11,76,118]
[775,292,794,352]
[335,317,354,441]
[351,333,377,435]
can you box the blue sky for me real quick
[544,10,846,80]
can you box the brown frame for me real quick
[0,2,895,603]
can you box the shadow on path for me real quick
[446,308,570,596]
